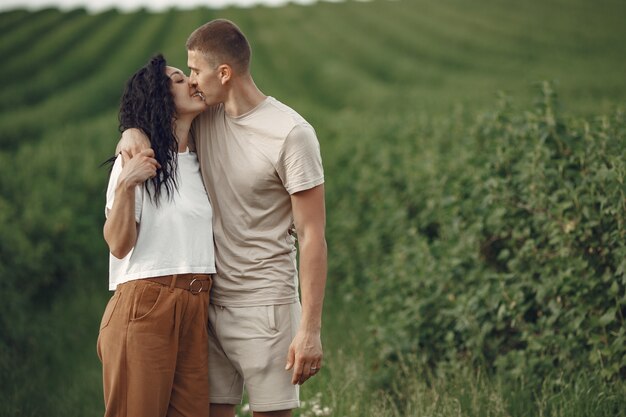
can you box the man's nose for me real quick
[188,75,196,87]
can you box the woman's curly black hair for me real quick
[118,53,178,204]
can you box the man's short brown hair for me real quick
[186,19,251,73]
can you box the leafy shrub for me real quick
[0,116,115,406]
[358,84,625,382]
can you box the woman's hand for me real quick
[104,149,158,259]
[117,149,160,189]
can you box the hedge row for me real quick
[325,84,625,382]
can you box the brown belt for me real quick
[144,273,212,295]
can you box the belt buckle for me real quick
[189,277,203,295]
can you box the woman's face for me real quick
[166,66,207,117]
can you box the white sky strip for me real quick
[0,0,360,12]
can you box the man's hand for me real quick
[115,128,151,157]
[117,149,160,189]
[285,329,323,385]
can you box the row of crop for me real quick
[410,0,552,53]
[276,1,445,92]
[157,9,218,67]
[320,85,626,383]
[237,0,625,118]
[0,9,29,32]
[0,11,151,113]
[254,4,386,113]
[305,6,416,89]
[0,10,115,85]
[0,9,243,150]
[348,3,492,77]
[4,0,626,142]
[249,8,337,111]
[390,1,527,60]
[1,8,80,57]
[0,11,178,150]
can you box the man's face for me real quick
[187,49,223,106]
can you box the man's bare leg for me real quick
[210,404,236,417]
[210,403,292,417]
[254,410,292,417]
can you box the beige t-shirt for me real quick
[193,96,324,306]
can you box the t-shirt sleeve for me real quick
[105,155,143,223]
[276,123,325,194]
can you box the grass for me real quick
[230,295,626,417]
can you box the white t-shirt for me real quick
[193,96,324,306]
[105,150,216,290]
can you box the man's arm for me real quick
[115,128,151,156]
[285,184,327,385]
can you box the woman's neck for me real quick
[173,116,194,152]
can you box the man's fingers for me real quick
[299,367,316,385]
[291,358,304,385]
[291,354,324,384]
[285,346,295,371]
[310,361,321,374]
[299,363,313,385]
[292,359,322,385]
[298,361,322,385]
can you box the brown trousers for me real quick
[97,278,210,417]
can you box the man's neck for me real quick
[223,74,266,117]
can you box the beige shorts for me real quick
[207,302,301,412]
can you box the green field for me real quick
[1,1,625,416]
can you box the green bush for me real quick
[0,116,115,410]
[364,84,626,382]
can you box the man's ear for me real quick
[218,64,232,85]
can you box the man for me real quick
[119,19,327,417]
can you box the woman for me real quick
[97,54,213,417]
